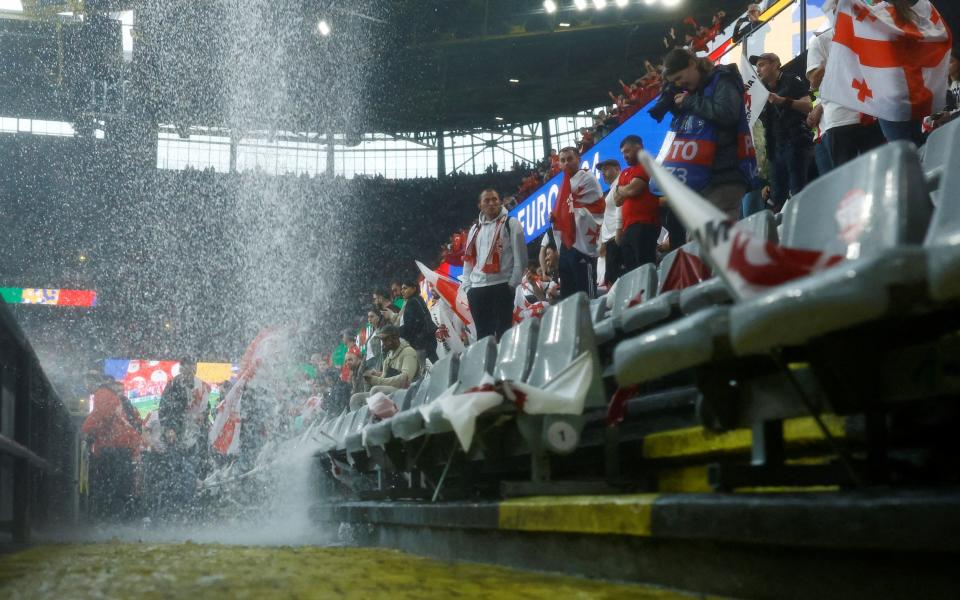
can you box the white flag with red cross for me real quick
[639,151,844,301]
[820,0,952,122]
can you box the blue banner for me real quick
[510,104,671,244]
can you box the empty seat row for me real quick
[614,128,959,388]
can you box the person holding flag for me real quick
[461,188,526,340]
[545,146,605,299]
[820,0,953,146]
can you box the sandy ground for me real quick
[0,542,708,599]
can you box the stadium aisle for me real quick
[0,543,705,599]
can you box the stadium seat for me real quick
[589,296,607,326]
[614,305,731,387]
[620,241,707,334]
[360,377,424,448]
[342,408,373,453]
[922,119,960,302]
[729,141,933,356]
[390,352,460,441]
[423,335,498,434]
[493,317,540,383]
[516,292,605,460]
[594,263,658,344]
[921,116,957,206]
[678,210,777,315]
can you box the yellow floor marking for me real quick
[0,543,701,599]
[499,494,658,537]
[642,415,848,460]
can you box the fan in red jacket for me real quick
[82,382,142,520]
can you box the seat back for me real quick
[525,293,605,408]
[924,119,960,245]
[424,352,459,402]
[741,209,778,244]
[494,318,540,382]
[657,241,709,293]
[408,372,432,408]
[589,297,607,324]
[780,141,932,258]
[456,335,498,392]
[609,264,658,319]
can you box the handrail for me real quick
[0,432,52,471]
[710,0,800,64]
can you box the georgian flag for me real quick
[821,0,952,122]
[209,326,290,455]
[429,295,468,358]
[416,260,475,341]
[740,53,770,130]
[639,152,843,301]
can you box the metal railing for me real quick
[0,302,75,544]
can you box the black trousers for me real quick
[467,282,515,340]
[89,447,135,521]
[603,238,623,286]
[558,246,597,299]
[827,122,885,168]
[620,222,660,271]
[659,205,686,252]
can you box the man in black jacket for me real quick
[158,356,197,446]
[753,53,814,209]
[398,278,439,364]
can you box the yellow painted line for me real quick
[643,415,848,460]
[498,494,658,537]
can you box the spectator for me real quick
[597,158,623,287]
[398,278,439,363]
[874,0,928,145]
[733,4,763,44]
[546,147,605,298]
[548,149,560,175]
[353,325,421,409]
[108,378,143,434]
[389,282,406,310]
[158,356,197,446]
[616,135,661,270]
[806,26,884,170]
[365,308,385,371]
[577,128,595,154]
[322,367,352,416]
[82,379,141,520]
[513,261,559,323]
[660,49,759,220]
[462,188,526,340]
[930,48,960,130]
[753,52,813,209]
[372,290,399,324]
[338,331,359,383]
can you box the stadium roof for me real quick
[1,0,747,133]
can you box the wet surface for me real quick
[0,543,706,599]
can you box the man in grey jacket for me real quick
[462,188,527,340]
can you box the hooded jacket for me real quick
[81,386,142,458]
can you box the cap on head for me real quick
[749,52,781,67]
[663,48,695,77]
[596,158,620,170]
[378,324,401,339]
